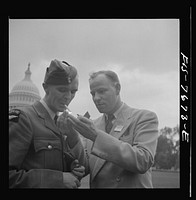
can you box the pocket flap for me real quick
[34,139,62,152]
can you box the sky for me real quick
[9,19,179,129]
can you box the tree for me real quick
[154,125,179,170]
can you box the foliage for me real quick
[154,125,179,170]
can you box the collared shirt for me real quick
[105,102,124,122]
[40,98,57,120]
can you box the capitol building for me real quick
[9,63,87,146]
[9,63,41,110]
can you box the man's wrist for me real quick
[89,132,97,142]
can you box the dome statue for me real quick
[9,63,41,110]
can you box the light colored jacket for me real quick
[85,103,159,188]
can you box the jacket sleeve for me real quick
[9,110,64,188]
[91,110,159,174]
[67,136,89,171]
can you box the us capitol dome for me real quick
[9,63,41,110]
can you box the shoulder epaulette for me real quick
[9,109,21,122]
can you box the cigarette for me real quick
[64,105,72,114]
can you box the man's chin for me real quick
[58,106,65,112]
[97,107,104,113]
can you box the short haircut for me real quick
[89,70,120,85]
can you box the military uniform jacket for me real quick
[85,103,159,188]
[9,101,87,188]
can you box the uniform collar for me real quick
[40,98,57,120]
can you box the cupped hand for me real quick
[57,112,79,138]
[63,172,81,188]
[71,159,85,181]
[67,115,98,141]
[56,111,69,135]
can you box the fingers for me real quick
[67,117,91,139]
[67,117,77,128]
[73,165,85,173]
[73,159,79,166]
[67,114,80,123]
[71,175,81,188]
[68,114,89,125]
[66,118,74,130]
[72,170,85,180]
[71,160,85,179]
[67,116,89,130]
[63,172,81,188]
[62,109,69,117]
[72,159,79,164]
[75,179,81,188]
[67,119,79,134]
[67,117,80,129]
[77,115,92,124]
[71,172,81,188]
[70,159,79,170]
[58,112,67,120]
[57,113,68,126]
[72,166,85,182]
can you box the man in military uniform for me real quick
[9,59,87,188]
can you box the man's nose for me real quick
[93,93,101,101]
[64,91,71,99]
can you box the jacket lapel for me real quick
[110,108,133,139]
[32,101,61,135]
[90,116,106,180]
[91,103,134,180]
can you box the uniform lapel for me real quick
[32,101,61,135]
[91,104,134,181]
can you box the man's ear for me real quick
[115,82,121,95]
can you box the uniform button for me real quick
[116,176,120,182]
[48,144,52,149]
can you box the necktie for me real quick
[54,115,58,125]
[105,114,115,133]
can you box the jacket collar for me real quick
[40,98,57,120]
[95,103,134,139]
[104,102,124,121]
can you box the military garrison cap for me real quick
[44,59,77,85]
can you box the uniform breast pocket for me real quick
[34,139,63,170]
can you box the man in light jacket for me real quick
[68,70,159,188]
